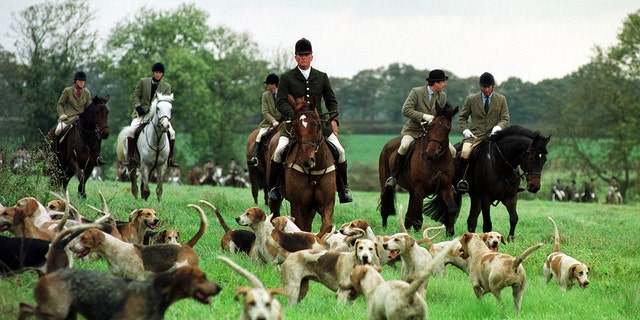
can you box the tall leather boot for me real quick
[456,157,470,193]
[248,141,260,167]
[123,137,136,167]
[268,160,283,202]
[167,136,179,168]
[336,161,353,203]
[385,153,406,189]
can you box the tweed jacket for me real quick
[57,86,92,124]
[400,86,447,137]
[131,77,172,118]
[276,67,339,137]
[259,90,283,128]
[459,91,509,142]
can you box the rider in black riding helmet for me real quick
[456,72,510,193]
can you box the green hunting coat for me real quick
[131,77,172,118]
[259,90,283,128]
[400,86,447,137]
[459,91,509,142]
[57,86,92,124]
[276,67,339,137]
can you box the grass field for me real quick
[1,179,639,319]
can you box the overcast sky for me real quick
[1,1,638,84]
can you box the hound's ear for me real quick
[405,235,416,247]
[129,209,141,222]
[500,235,506,245]
[234,286,251,301]
[268,288,286,296]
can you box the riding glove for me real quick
[491,126,502,135]
[463,129,475,138]
[422,114,434,122]
[136,105,146,116]
[59,114,68,121]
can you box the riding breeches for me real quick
[272,133,346,163]
[128,117,175,139]
[399,134,455,158]
[461,141,480,159]
[55,122,69,136]
[255,127,270,143]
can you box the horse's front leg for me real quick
[466,195,482,232]
[405,192,424,232]
[76,168,87,198]
[156,166,166,203]
[440,185,458,237]
[480,198,493,233]
[140,166,151,201]
[503,196,519,242]
[129,167,139,199]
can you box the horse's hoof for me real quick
[384,177,397,189]
[339,189,353,203]
[268,187,282,202]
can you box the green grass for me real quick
[1,179,639,319]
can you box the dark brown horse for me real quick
[50,95,110,198]
[424,125,550,240]
[246,124,282,205]
[268,96,336,233]
[379,102,459,233]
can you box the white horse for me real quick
[117,93,173,202]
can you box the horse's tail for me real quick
[422,192,461,224]
[379,187,396,229]
[116,127,130,163]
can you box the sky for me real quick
[1,1,638,84]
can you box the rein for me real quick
[421,120,448,160]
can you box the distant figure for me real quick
[606,176,623,205]
[167,167,181,185]
[550,178,566,201]
[566,180,579,202]
[11,147,30,173]
[90,166,103,181]
[582,178,597,203]
[200,159,216,185]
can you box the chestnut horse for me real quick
[246,124,281,205]
[424,125,550,240]
[50,95,110,198]
[379,102,459,233]
[268,96,336,232]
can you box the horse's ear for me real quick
[104,95,110,103]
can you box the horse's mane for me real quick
[488,125,540,142]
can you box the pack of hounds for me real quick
[1,193,590,320]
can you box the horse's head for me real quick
[520,133,550,193]
[89,95,110,139]
[424,101,458,159]
[292,96,322,169]
[152,93,173,132]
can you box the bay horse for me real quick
[246,124,281,205]
[267,96,336,233]
[423,125,550,241]
[50,95,110,198]
[117,93,173,203]
[379,102,459,233]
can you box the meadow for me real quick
[1,179,639,320]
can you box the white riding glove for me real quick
[422,114,434,123]
[463,129,475,138]
[272,120,279,127]
[491,126,502,135]
[59,114,68,121]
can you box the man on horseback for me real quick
[385,69,455,189]
[53,71,106,166]
[268,38,353,204]
[456,72,510,193]
[123,62,178,168]
[248,73,283,167]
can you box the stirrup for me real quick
[97,156,106,166]
[457,180,469,193]
[385,176,397,189]
[269,187,282,202]
[339,188,353,204]
[248,156,258,167]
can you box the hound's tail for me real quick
[513,243,544,272]
[199,200,230,233]
[185,204,208,247]
[404,237,460,299]
[218,256,265,289]
[547,216,560,253]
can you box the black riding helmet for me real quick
[152,62,165,73]
[73,71,87,81]
[479,72,495,86]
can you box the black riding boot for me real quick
[268,160,283,202]
[167,137,179,168]
[96,155,106,166]
[456,157,470,193]
[385,153,406,189]
[336,161,353,203]
[248,141,260,167]
[123,137,136,167]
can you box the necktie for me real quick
[484,96,490,113]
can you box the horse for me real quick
[379,102,459,233]
[50,95,110,198]
[117,93,173,203]
[423,125,550,241]
[267,96,336,233]
[246,124,281,205]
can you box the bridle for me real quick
[422,117,449,160]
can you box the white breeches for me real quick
[399,134,455,158]
[272,133,345,163]
[256,127,270,143]
[128,117,175,139]
[55,122,69,136]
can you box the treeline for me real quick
[0,2,639,199]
